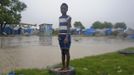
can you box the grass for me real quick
[15,69,48,75]
[71,52,134,75]
[6,47,134,75]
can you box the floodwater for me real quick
[0,36,134,73]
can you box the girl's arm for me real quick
[66,17,71,38]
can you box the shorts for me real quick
[58,34,71,50]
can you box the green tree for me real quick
[74,21,85,29]
[103,21,113,28]
[114,22,127,30]
[0,0,27,35]
[92,21,113,29]
[92,21,103,29]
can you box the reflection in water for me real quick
[39,36,52,46]
[0,36,23,48]
[0,35,52,48]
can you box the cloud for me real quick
[20,0,134,28]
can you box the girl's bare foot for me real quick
[64,67,69,70]
[59,67,65,71]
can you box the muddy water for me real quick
[0,36,134,73]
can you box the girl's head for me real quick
[60,3,68,15]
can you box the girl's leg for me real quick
[61,49,65,70]
[66,49,70,69]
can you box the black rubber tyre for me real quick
[118,50,134,55]
[48,66,76,75]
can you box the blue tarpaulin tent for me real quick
[13,28,22,35]
[24,28,33,35]
[105,28,112,35]
[4,27,13,35]
[128,34,134,39]
[84,28,95,36]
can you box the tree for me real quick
[103,21,113,28]
[0,0,27,35]
[114,22,127,30]
[74,21,85,29]
[92,21,113,29]
[92,21,103,29]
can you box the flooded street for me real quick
[0,36,134,72]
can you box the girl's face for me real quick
[61,5,68,15]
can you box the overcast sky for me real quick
[20,0,134,28]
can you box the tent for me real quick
[84,28,95,36]
[4,27,13,35]
[125,28,134,39]
[127,34,134,39]
[105,28,112,35]
[24,28,33,34]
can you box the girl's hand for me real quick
[64,37,68,44]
